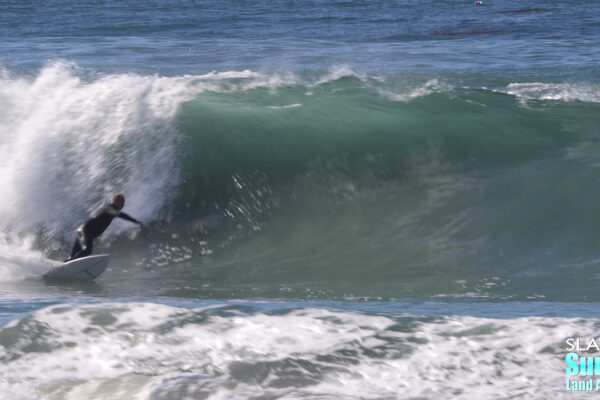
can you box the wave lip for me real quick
[376,78,449,102]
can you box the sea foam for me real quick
[0,302,591,399]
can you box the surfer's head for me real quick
[112,194,125,210]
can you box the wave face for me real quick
[1,63,600,300]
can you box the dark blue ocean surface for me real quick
[1,0,598,79]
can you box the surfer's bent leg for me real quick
[65,229,94,262]
[66,239,82,262]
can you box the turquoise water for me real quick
[1,1,599,398]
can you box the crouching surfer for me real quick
[65,194,143,262]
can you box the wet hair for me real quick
[112,193,125,210]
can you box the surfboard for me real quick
[43,254,109,281]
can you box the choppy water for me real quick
[1,0,599,398]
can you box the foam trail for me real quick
[0,238,59,281]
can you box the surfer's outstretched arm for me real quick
[118,212,143,226]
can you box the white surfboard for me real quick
[43,254,109,280]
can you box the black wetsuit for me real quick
[66,204,140,261]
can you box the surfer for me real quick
[65,194,143,262]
